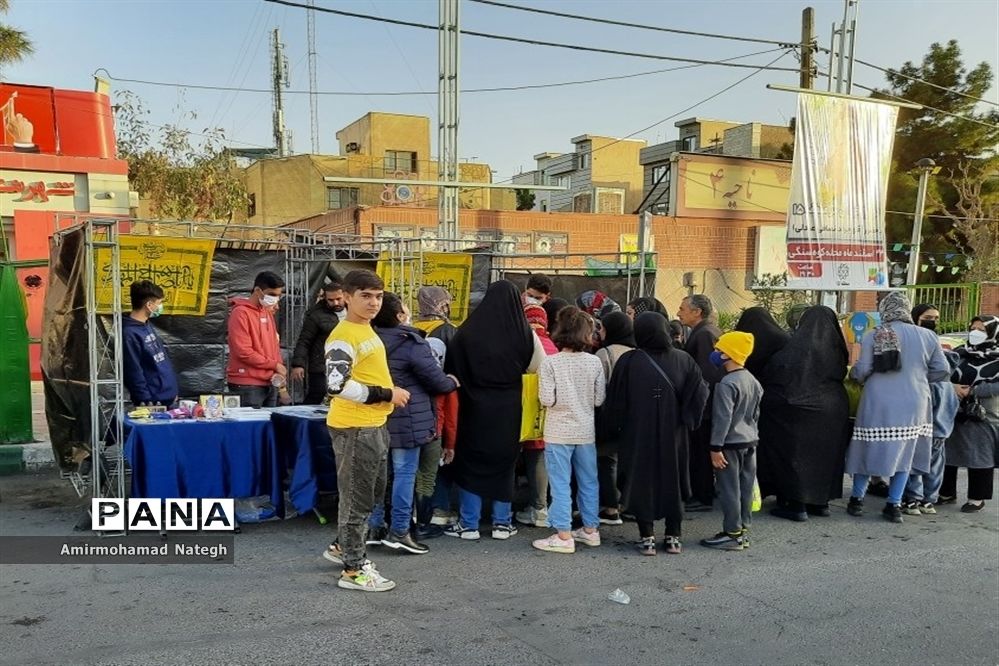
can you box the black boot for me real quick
[414,495,444,539]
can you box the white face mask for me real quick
[261,294,281,308]
[524,295,542,306]
[968,329,988,347]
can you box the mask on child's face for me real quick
[524,295,542,306]
[968,329,988,347]
[148,302,163,318]
[709,350,728,368]
[261,294,281,308]
[918,319,937,332]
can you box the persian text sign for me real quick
[377,252,473,323]
[95,236,215,315]
[785,93,898,290]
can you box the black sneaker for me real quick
[381,531,429,554]
[598,509,624,526]
[700,531,744,551]
[414,523,445,540]
[365,526,388,546]
[868,479,890,497]
[882,503,903,524]
[770,506,808,522]
[847,497,864,517]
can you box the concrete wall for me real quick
[589,136,646,214]
[335,112,431,164]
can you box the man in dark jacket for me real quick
[678,294,723,510]
[123,280,179,406]
[291,283,346,404]
[368,293,459,554]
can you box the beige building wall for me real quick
[588,136,646,214]
[335,112,431,167]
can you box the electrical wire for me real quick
[851,82,999,129]
[93,48,784,97]
[853,57,999,108]
[469,0,798,48]
[262,0,802,73]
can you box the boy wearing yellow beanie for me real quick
[701,331,764,551]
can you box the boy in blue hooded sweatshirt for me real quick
[122,280,179,406]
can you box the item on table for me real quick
[199,394,224,419]
[193,404,205,419]
[223,395,241,409]
[179,400,198,413]
[128,407,151,419]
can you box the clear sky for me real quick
[6,0,998,180]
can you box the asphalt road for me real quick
[1,470,997,666]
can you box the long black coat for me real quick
[604,314,709,526]
[291,304,340,374]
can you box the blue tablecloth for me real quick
[124,417,283,514]
[270,410,337,514]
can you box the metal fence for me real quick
[905,283,981,334]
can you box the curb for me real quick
[0,442,56,476]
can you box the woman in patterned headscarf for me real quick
[940,315,999,512]
[844,291,951,523]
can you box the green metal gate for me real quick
[905,283,981,334]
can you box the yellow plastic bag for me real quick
[751,479,762,513]
[844,368,863,418]
[520,374,546,442]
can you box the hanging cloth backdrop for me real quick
[785,93,898,290]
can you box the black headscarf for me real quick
[668,320,686,349]
[910,303,936,323]
[447,280,533,388]
[601,311,636,348]
[634,312,673,352]
[951,314,999,386]
[542,297,570,335]
[772,305,848,398]
[629,297,668,317]
[735,306,791,377]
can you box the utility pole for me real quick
[271,28,290,157]
[830,0,860,93]
[437,0,460,245]
[799,7,815,89]
[907,158,937,286]
[307,0,320,154]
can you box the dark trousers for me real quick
[597,452,620,509]
[227,383,276,408]
[689,420,716,505]
[329,426,390,570]
[304,372,327,405]
[523,448,548,511]
[638,519,681,539]
[716,447,757,535]
[941,465,995,501]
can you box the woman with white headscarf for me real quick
[844,291,950,523]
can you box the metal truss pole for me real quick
[438,0,460,248]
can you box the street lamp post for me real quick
[906,157,936,286]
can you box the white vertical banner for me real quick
[785,93,898,290]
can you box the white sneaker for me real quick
[444,523,480,540]
[322,542,343,564]
[337,561,396,592]
[571,527,601,547]
[491,524,519,540]
[430,509,458,526]
[532,533,575,553]
[515,507,548,527]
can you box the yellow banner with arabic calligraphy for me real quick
[682,159,791,216]
[376,252,473,324]
[95,236,216,315]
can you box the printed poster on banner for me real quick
[785,93,898,290]
[376,252,473,323]
[95,237,216,315]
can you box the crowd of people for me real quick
[119,270,998,595]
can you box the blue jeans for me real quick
[904,438,946,503]
[368,447,421,533]
[544,443,599,532]
[853,471,909,506]
[458,486,512,529]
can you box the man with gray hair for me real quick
[678,294,723,511]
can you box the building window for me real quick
[652,164,669,184]
[247,193,256,218]
[327,187,359,210]
[540,201,547,212]
[680,136,697,151]
[578,152,590,169]
[384,150,417,173]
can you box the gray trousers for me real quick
[329,426,389,570]
[716,447,757,535]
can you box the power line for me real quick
[262,0,802,73]
[851,81,999,129]
[853,57,999,108]
[93,48,784,97]
[470,0,797,48]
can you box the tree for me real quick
[0,0,33,65]
[928,162,999,282]
[872,40,999,282]
[515,188,536,211]
[114,91,247,222]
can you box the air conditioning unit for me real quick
[346,142,360,153]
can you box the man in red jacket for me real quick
[226,271,288,407]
